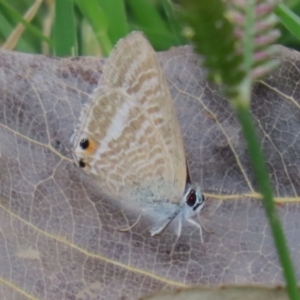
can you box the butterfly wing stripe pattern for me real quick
[72,31,187,216]
[99,32,186,203]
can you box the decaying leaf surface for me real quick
[143,285,295,300]
[0,45,299,300]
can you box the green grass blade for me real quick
[127,0,168,33]
[97,0,128,44]
[275,3,300,41]
[235,103,300,300]
[0,0,51,46]
[180,1,300,299]
[127,0,174,49]
[75,0,112,56]
[0,11,35,52]
[2,0,43,52]
[53,0,77,56]
[162,0,185,45]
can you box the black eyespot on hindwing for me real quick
[79,159,86,168]
[80,139,89,150]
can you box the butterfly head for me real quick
[150,182,205,238]
[181,182,205,220]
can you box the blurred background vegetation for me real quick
[0,0,299,57]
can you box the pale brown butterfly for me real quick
[71,32,205,238]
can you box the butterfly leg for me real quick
[186,218,204,243]
[117,212,143,232]
[176,216,182,237]
[150,206,182,237]
[150,218,173,236]
[169,218,183,257]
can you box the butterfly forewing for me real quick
[73,32,186,208]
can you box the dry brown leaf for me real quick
[0,45,298,300]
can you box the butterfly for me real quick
[71,31,205,238]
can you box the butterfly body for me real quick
[71,32,205,237]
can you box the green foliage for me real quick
[0,0,299,58]
[180,0,282,98]
[75,0,112,56]
[0,0,51,48]
[54,0,77,56]
[97,0,128,45]
[276,3,300,41]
